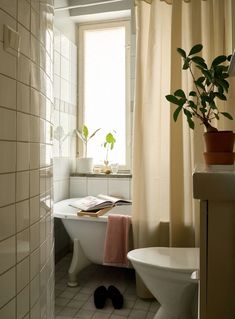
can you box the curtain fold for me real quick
[133,0,235,298]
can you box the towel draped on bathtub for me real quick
[103,214,131,267]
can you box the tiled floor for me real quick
[55,254,160,319]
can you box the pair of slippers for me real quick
[94,285,124,309]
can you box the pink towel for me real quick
[103,214,131,267]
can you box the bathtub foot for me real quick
[67,239,91,287]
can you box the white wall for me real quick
[0,0,55,318]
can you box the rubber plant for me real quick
[165,44,232,132]
[75,125,100,157]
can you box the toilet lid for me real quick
[127,247,199,271]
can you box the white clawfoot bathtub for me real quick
[54,198,132,286]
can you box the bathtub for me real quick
[54,198,132,286]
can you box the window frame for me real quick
[78,20,131,171]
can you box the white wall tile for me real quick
[17,284,29,319]
[17,54,30,85]
[17,112,30,142]
[17,82,30,113]
[16,171,29,202]
[53,157,71,181]
[30,7,40,39]
[0,141,16,173]
[30,248,40,280]
[0,74,16,109]
[0,9,16,42]
[31,35,40,64]
[31,62,40,90]
[0,267,16,308]
[30,222,40,252]
[87,178,108,196]
[0,204,15,241]
[30,169,40,197]
[0,298,16,319]
[0,236,15,274]
[30,115,40,143]
[0,107,16,140]
[108,178,130,199]
[0,42,16,78]
[53,179,69,202]
[30,299,40,319]
[18,0,30,30]
[16,229,29,262]
[16,199,29,232]
[30,274,40,307]
[0,173,15,207]
[18,23,30,57]
[17,256,29,293]
[17,142,30,171]
[30,88,40,116]
[69,177,87,198]
[30,196,40,225]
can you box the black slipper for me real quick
[107,285,124,309]
[94,286,108,309]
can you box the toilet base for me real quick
[154,306,197,319]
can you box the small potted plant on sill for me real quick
[166,44,234,165]
[103,132,116,174]
[75,125,100,173]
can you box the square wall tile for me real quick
[30,196,40,225]
[0,74,16,109]
[30,170,40,197]
[17,284,29,319]
[30,142,40,169]
[0,298,16,319]
[30,299,40,319]
[0,141,16,173]
[69,177,87,198]
[0,9,16,42]
[0,267,15,308]
[30,222,40,252]
[30,115,40,142]
[17,229,30,262]
[0,107,16,140]
[17,257,29,293]
[30,88,40,116]
[53,179,69,203]
[31,7,40,39]
[87,178,108,196]
[16,199,29,232]
[0,42,17,78]
[18,23,30,58]
[0,236,15,274]
[16,171,29,202]
[17,142,30,171]
[0,204,15,241]
[108,178,130,199]
[31,35,40,64]
[30,274,40,307]
[17,82,30,113]
[18,0,30,30]
[17,112,30,142]
[30,248,40,280]
[17,54,30,85]
[0,173,15,207]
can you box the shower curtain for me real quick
[132,0,235,297]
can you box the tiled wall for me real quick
[0,0,54,318]
[70,176,132,199]
[53,28,77,203]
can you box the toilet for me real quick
[127,247,199,319]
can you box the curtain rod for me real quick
[55,0,125,11]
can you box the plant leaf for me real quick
[165,95,180,105]
[82,125,89,140]
[88,128,101,141]
[189,91,197,97]
[220,112,233,120]
[189,44,203,56]
[211,55,227,66]
[187,117,195,129]
[173,105,182,122]
[183,58,190,70]
[177,48,186,58]
[191,56,207,69]
[174,89,186,98]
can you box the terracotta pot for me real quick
[204,152,235,165]
[203,131,235,165]
[204,131,235,152]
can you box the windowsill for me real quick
[70,172,132,178]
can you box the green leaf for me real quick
[216,78,229,92]
[199,107,207,114]
[214,92,227,101]
[191,56,207,69]
[189,44,203,56]
[211,55,227,66]
[82,125,89,140]
[188,100,197,109]
[187,117,195,129]
[174,89,186,98]
[227,54,232,61]
[88,128,101,140]
[165,95,180,105]
[214,113,220,120]
[173,105,182,122]
[184,109,192,118]
[189,91,197,97]
[220,112,233,120]
[183,58,190,69]
[177,48,186,58]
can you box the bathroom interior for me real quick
[1,0,235,319]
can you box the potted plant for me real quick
[75,125,100,173]
[166,44,234,165]
[103,132,116,174]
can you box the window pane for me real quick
[84,26,126,165]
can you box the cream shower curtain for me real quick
[132,0,235,297]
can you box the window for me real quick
[78,21,131,170]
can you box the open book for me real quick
[69,194,132,212]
